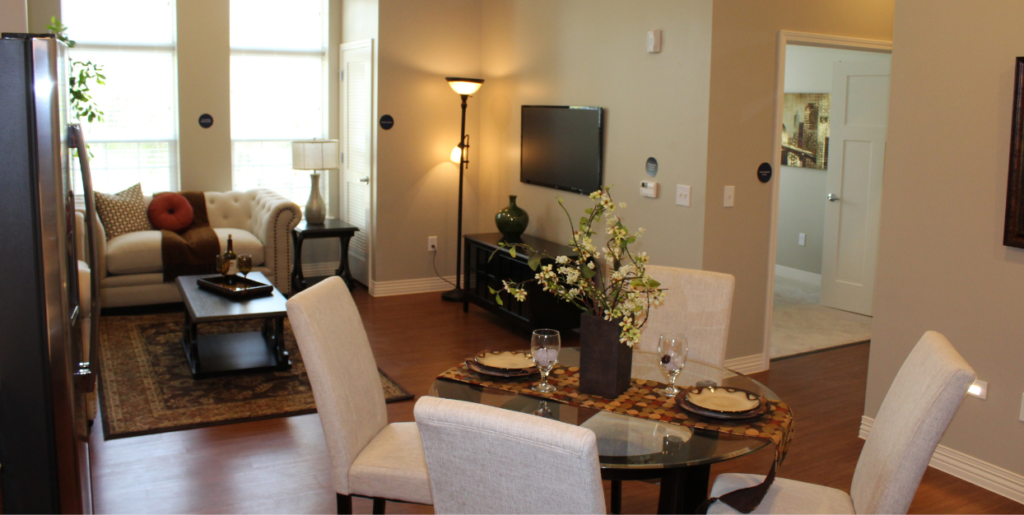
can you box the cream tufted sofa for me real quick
[76,189,301,308]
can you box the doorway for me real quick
[767,35,892,360]
[340,39,374,286]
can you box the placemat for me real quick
[438,363,794,466]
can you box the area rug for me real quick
[98,313,413,440]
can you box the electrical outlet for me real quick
[798,233,806,246]
[427,236,437,252]
[675,184,691,206]
[724,186,735,207]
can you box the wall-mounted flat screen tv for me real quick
[520,105,604,195]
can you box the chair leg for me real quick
[611,480,622,514]
[337,493,352,514]
[372,497,386,514]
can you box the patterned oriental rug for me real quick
[97,313,413,439]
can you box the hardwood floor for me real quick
[90,286,1024,514]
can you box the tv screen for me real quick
[520,105,604,194]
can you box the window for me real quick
[230,0,328,207]
[63,0,178,195]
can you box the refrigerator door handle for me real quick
[68,125,101,376]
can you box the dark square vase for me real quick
[579,314,633,399]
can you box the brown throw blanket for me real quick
[162,192,221,282]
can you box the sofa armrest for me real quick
[249,189,301,293]
[75,209,107,278]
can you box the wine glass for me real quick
[657,333,689,397]
[530,329,561,393]
[237,254,253,280]
[215,254,231,277]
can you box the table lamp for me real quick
[292,139,340,224]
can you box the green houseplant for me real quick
[48,17,105,125]
[493,187,665,398]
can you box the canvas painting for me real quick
[781,93,830,170]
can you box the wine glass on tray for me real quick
[237,254,253,280]
[530,329,561,393]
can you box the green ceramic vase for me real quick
[495,195,529,240]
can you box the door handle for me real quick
[827,193,841,202]
[359,177,370,183]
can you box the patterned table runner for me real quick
[438,362,795,467]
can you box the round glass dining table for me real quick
[429,348,780,515]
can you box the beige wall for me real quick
[703,0,894,360]
[478,0,713,275]
[25,0,55,31]
[372,0,481,282]
[176,0,231,192]
[1,0,28,32]
[868,0,1024,476]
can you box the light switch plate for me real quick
[724,186,735,207]
[647,30,662,53]
[640,181,659,198]
[675,184,691,206]
[1019,393,1024,422]
[798,233,806,246]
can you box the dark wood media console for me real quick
[462,233,582,332]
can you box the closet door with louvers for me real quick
[341,40,373,286]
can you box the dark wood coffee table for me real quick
[175,272,292,379]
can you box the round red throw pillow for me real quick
[148,192,194,232]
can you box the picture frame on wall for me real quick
[1003,57,1024,248]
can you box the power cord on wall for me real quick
[431,249,456,287]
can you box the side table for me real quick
[291,219,359,293]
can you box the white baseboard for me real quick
[774,264,822,286]
[369,275,457,297]
[859,416,1024,504]
[725,353,767,375]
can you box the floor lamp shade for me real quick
[291,140,339,224]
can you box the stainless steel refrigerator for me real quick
[0,33,97,513]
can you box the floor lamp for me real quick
[441,77,484,302]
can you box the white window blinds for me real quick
[63,0,179,195]
[229,0,328,207]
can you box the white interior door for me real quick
[341,40,373,286]
[820,61,891,315]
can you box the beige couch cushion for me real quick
[105,229,264,275]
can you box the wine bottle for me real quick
[223,234,237,275]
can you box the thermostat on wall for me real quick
[640,181,659,198]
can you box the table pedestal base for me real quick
[603,464,710,515]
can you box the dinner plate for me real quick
[465,360,537,378]
[677,396,769,420]
[474,350,536,372]
[684,386,762,413]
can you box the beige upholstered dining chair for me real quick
[415,396,607,514]
[632,265,735,382]
[286,277,431,514]
[708,331,976,514]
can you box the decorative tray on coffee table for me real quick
[197,275,274,300]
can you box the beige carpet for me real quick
[770,275,872,359]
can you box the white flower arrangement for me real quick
[490,187,665,347]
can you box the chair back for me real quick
[850,331,975,514]
[633,266,734,382]
[415,396,606,514]
[285,277,388,495]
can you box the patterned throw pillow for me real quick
[95,183,154,240]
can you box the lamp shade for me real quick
[292,139,340,170]
[445,77,484,96]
